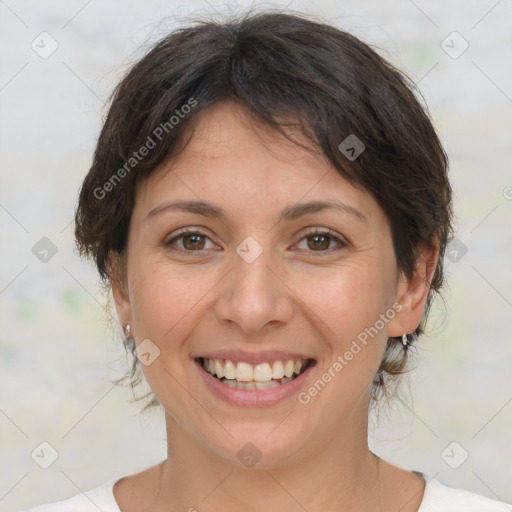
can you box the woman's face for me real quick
[112,100,426,468]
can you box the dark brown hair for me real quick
[75,10,453,405]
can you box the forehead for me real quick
[135,100,380,223]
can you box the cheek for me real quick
[128,257,216,341]
[126,260,214,404]
[291,263,394,335]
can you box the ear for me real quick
[106,250,132,328]
[388,242,440,337]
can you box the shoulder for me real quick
[20,478,121,512]
[419,477,511,511]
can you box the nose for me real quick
[213,243,294,336]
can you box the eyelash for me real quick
[164,227,347,256]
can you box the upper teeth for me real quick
[202,358,307,382]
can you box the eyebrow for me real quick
[145,199,367,223]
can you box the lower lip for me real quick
[195,359,316,407]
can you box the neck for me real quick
[156,412,382,512]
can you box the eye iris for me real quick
[308,234,330,251]
[183,234,205,250]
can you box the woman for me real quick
[24,10,509,512]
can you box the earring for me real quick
[124,324,131,337]
[402,333,409,347]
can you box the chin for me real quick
[199,421,312,471]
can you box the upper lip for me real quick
[195,349,315,365]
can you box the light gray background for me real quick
[1,0,511,510]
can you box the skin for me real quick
[109,100,437,512]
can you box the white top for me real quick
[21,474,511,512]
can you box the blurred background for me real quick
[0,0,511,510]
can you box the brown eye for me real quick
[307,234,331,251]
[295,229,346,254]
[165,229,216,252]
[182,233,206,250]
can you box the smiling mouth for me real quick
[197,357,315,390]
